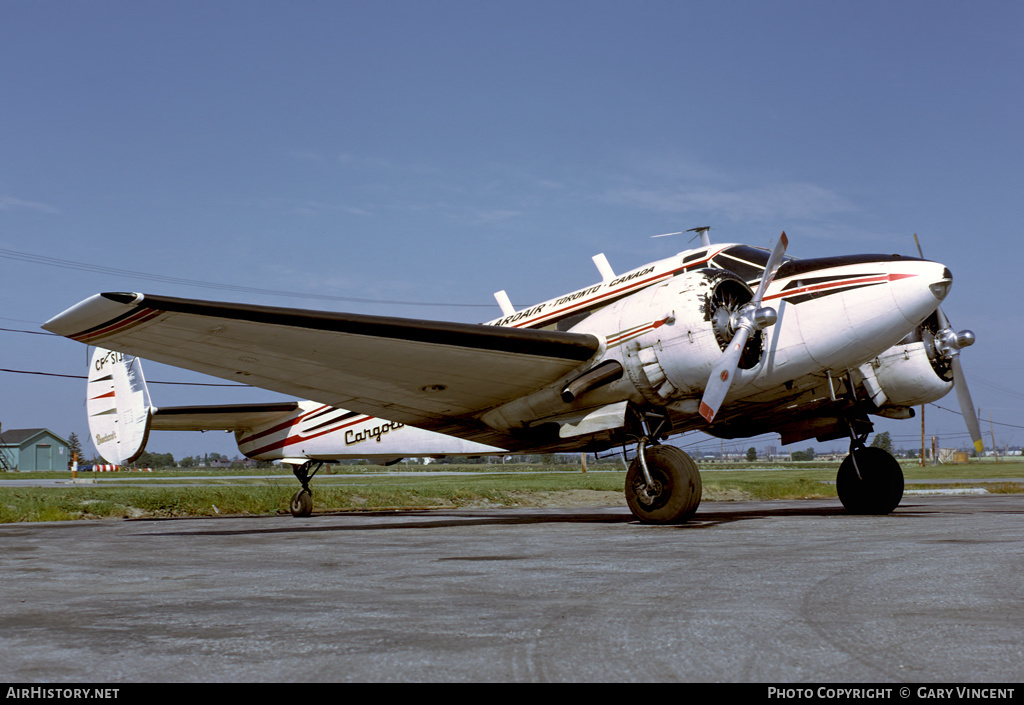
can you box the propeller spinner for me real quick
[699,232,789,422]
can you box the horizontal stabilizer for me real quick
[151,402,301,431]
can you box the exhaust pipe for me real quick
[561,360,624,403]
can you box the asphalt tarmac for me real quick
[1,495,1022,683]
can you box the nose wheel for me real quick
[837,447,904,515]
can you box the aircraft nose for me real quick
[928,266,953,302]
[891,259,952,326]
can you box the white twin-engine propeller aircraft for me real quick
[44,229,980,523]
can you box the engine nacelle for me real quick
[593,268,761,405]
[480,269,760,436]
[861,340,953,411]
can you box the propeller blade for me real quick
[950,355,984,454]
[699,326,750,422]
[698,232,789,424]
[751,231,789,305]
[915,233,981,453]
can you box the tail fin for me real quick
[87,348,154,464]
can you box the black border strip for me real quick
[105,293,601,362]
[153,402,302,417]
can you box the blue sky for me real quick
[3,1,1022,461]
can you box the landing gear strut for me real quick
[289,460,325,517]
[836,417,903,515]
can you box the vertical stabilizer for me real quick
[87,348,153,464]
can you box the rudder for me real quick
[87,348,154,465]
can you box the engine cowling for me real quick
[859,314,955,412]
[596,268,762,405]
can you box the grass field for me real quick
[1,458,1021,523]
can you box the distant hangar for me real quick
[0,428,71,471]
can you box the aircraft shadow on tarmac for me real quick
[131,501,919,538]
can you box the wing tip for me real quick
[43,292,144,337]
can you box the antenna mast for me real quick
[686,226,712,247]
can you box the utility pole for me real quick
[920,404,926,467]
[990,412,999,463]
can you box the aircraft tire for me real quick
[836,447,904,515]
[290,489,313,518]
[625,445,702,524]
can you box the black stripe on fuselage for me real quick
[777,281,881,306]
[303,410,364,434]
[776,253,923,279]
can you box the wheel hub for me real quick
[635,478,663,506]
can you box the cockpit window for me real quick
[711,245,795,285]
[711,246,770,284]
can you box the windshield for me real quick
[710,245,794,286]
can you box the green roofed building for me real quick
[0,428,71,471]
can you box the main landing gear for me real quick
[836,421,904,515]
[624,435,702,524]
[622,409,702,524]
[289,460,326,518]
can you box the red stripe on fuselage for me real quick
[506,251,723,330]
[241,407,377,457]
[764,272,917,303]
[237,404,333,446]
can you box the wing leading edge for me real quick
[45,292,602,447]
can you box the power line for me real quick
[0,246,496,308]
[0,327,55,336]
[929,402,1024,431]
[0,367,249,387]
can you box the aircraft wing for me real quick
[45,293,601,447]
